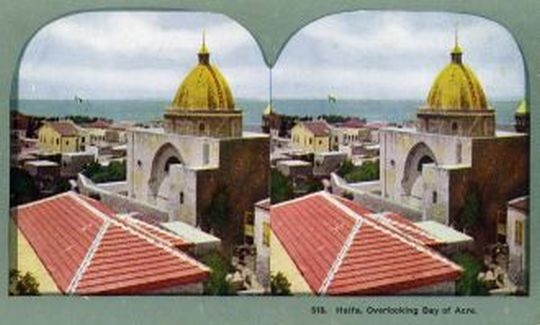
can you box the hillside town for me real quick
[10,33,529,296]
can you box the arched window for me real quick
[417,155,434,172]
[164,156,181,173]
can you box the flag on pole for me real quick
[328,94,337,104]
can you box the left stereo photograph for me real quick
[9,11,271,296]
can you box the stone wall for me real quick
[196,135,270,249]
[77,174,169,223]
[466,135,528,244]
[423,164,472,224]
[254,204,270,290]
[330,173,422,221]
[506,202,527,288]
[96,181,128,194]
[380,128,472,203]
[164,111,242,138]
[417,111,495,137]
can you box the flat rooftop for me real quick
[161,221,221,245]
[415,220,473,245]
[277,159,311,167]
[24,160,59,167]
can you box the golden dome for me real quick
[516,99,529,115]
[425,40,488,111]
[263,104,273,115]
[170,36,235,111]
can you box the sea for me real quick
[13,99,521,131]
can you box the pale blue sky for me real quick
[19,11,525,100]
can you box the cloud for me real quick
[18,11,524,101]
[19,11,267,99]
[273,11,525,100]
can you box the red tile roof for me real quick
[508,196,528,213]
[47,121,79,137]
[300,121,330,136]
[336,198,439,247]
[271,192,462,295]
[86,120,110,129]
[14,192,208,295]
[130,212,166,226]
[335,118,366,129]
[77,196,192,250]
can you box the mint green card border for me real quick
[0,1,538,324]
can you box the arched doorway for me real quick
[401,142,437,200]
[148,143,183,204]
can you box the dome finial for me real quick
[198,30,210,65]
[454,23,459,48]
[451,23,463,64]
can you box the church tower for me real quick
[416,32,495,137]
[164,33,243,138]
[514,99,530,133]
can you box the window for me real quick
[179,192,184,204]
[309,138,313,145]
[199,123,205,132]
[56,139,59,145]
[515,220,523,245]
[263,222,271,247]
[432,191,437,204]
[417,155,434,172]
[318,140,322,145]
[137,160,142,168]
[164,156,181,173]
[203,143,210,165]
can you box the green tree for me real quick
[337,160,379,183]
[200,251,235,295]
[452,252,489,296]
[52,178,72,194]
[306,178,324,193]
[9,269,40,295]
[270,272,292,295]
[83,160,126,183]
[337,159,355,177]
[460,188,480,232]
[10,167,38,207]
[270,169,294,204]
[207,187,230,235]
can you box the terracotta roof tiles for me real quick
[300,121,331,136]
[271,192,462,295]
[13,192,208,295]
[47,121,80,137]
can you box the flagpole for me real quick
[269,69,273,109]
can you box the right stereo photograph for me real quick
[259,10,529,296]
